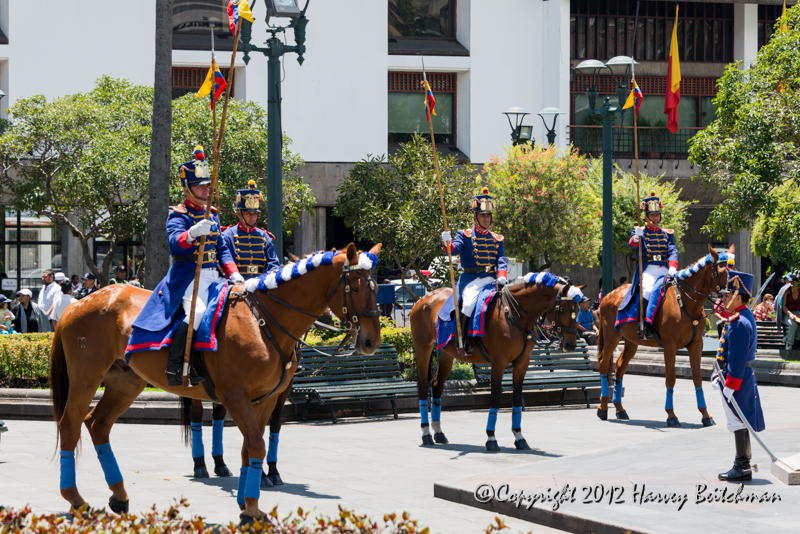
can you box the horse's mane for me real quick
[250,250,378,292]
[676,252,733,281]
[507,272,585,301]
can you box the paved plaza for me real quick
[0,373,798,533]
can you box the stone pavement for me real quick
[0,373,797,533]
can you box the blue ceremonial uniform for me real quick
[627,226,678,269]
[717,306,765,432]
[449,226,508,294]
[222,223,280,280]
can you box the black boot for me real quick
[460,312,473,355]
[167,322,189,386]
[640,323,654,340]
[719,429,752,481]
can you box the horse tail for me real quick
[180,397,192,446]
[596,318,605,363]
[49,326,69,448]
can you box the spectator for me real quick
[619,276,628,286]
[37,269,58,317]
[0,296,16,334]
[76,272,98,299]
[753,293,775,322]
[780,275,800,350]
[577,296,599,345]
[110,265,127,284]
[70,274,81,294]
[12,289,52,333]
[714,296,731,338]
[127,280,142,288]
[50,280,76,328]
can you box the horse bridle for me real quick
[674,258,728,315]
[501,282,579,347]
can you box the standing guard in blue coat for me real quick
[441,187,508,354]
[128,146,244,386]
[221,180,280,279]
[713,270,765,482]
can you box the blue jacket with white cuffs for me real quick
[628,225,678,270]
[222,222,280,280]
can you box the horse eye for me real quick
[352,285,360,293]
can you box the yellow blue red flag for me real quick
[623,80,643,115]
[195,59,227,109]
[422,77,436,122]
[228,0,255,35]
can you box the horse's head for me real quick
[707,244,731,297]
[551,281,585,352]
[329,243,383,355]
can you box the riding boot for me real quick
[718,429,753,481]
[167,322,190,386]
[294,345,305,374]
[460,312,473,355]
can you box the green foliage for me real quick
[398,351,475,382]
[752,182,800,268]
[335,135,475,293]
[485,144,602,271]
[381,327,413,355]
[689,5,800,266]
[0,333,53,381]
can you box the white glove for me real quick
[668,266,677,277]
[230,272,245,285]
[723,386,735,402]
[441,231,452,245]
[634,226,644,237]
[188,219,214,241]
[244,277,259,293]
[497,276,508,286]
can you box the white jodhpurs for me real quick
[182,268,221,330]
[642,264,668,300]
[711,377,746,432]
[461,277,495,317]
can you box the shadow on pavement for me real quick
[608,419,706,430]
[430,442,562,458]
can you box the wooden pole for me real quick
[634,97,645,336]
[182,22,244,386]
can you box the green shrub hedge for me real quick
[0,332,52,383]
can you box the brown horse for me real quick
[596,244,732,427]
[49,243,381,523]
[410,274,583,451]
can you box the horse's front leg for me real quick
[687,341,715,427]
[663,343,681,427]
[262,381,293,488]
[510,355,530,450]
[431,353,455,444]
[414,335,435,446]
[613,342,638,420]
[210,403,233,476]
[189,399,209,478]
[485,362,505,452]
[226,395,268,522]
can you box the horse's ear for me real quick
[729,244,735,255]
[368,243,382,256]
[287,251,300,262]
[708,244,718,261]
[578,284,587,291]
[345,243,358,265]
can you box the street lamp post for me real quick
[502,107,532,146]
[573,56,636,297]
[537,107,564,145]
[239,0,310,258]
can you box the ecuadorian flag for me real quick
[623,80,643,115]
[422,78,436,122]
[195,59,227,109]
[227,0,254,35]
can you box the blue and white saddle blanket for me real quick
[615,275,668,331]
[436,284,497,354]
[124,282,229,363]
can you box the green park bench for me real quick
[472,339,598,408]
[756,320,787,350]
[290,343,418,423]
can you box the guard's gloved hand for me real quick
[632,226,644,243]
[188,219,214,241]
[668,266,677,278]
[723,386,735,402]
[497,276,508,286]
[230,272,245,285]
[441,231,452,247]
[244,278,259,293]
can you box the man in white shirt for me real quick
[37,269,59,317]
[50,280,76,328]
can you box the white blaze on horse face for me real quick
[431,421,442,435]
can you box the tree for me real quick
[485,143,602,271]
[144,0,174,289]
[334,135,475,297]
[752,182,800,268]
[689,6,800,265]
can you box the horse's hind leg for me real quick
[83,363,147,514]
[510,355,531,450]
[262,380,293,488]
[688,343,715,427]
[485,363,505,452]
[613,342,638,420]
[430,352,454,444]
[663,345,682,427]
[413,334,435,446]
[597,315,622,420]
[188,399,210,478]
[211,403,233,476]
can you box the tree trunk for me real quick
[144,0,173,290]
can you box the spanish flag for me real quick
[195,59,227,109]
[664,5,682,134]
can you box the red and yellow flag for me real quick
[780,1,788,33]
[664,5,682,134]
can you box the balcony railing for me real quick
[568,126,704,160]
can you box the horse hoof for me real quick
[193,467,209,478]
[702,417,716,427]
[486,440,500,452]
[597,408,608,421]
[421,434,435,446]
[214,465,233,477]
[514,439,530,450]
[268,473,284,486]
[433,432,449,444]
[666,417,682,427]
[260,471,274,489]
[239,513,270,529]
[108,497,129,515]
[616,411,629,420]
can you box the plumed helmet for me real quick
[472,187,495,214]
[235,180,264,213]
[724,269,754,297]
[179,145,211,188]
[642,190,663,214]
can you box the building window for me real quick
[173,0,236,50]
[758,5,782,49]
[93,241,145,281]
[389,0,455,39]
[570,0,733,63]
[172,67,235,100]
[388,72,456,147]
[0,209,63,297]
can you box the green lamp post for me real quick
[239,0,310,258]
[502,107,533,146]
[537,107,564,145]
[573,55,636,297]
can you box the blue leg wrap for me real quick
[95,444,123,487]
[612,377,623,404]
[244,459,263,500]
[419,400,429,425]
[665,387,675,410]
[60,450,76,490]
[267,432,279,463]
[237,466,248,506]
[211,419,224,457]
[486,408,499,433]
[191,422,204,459]
[511,406,522,430]
[695,386,707,409]
[601,374,610,398]
[431,398,442,422]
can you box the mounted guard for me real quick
[222,180,280,279]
